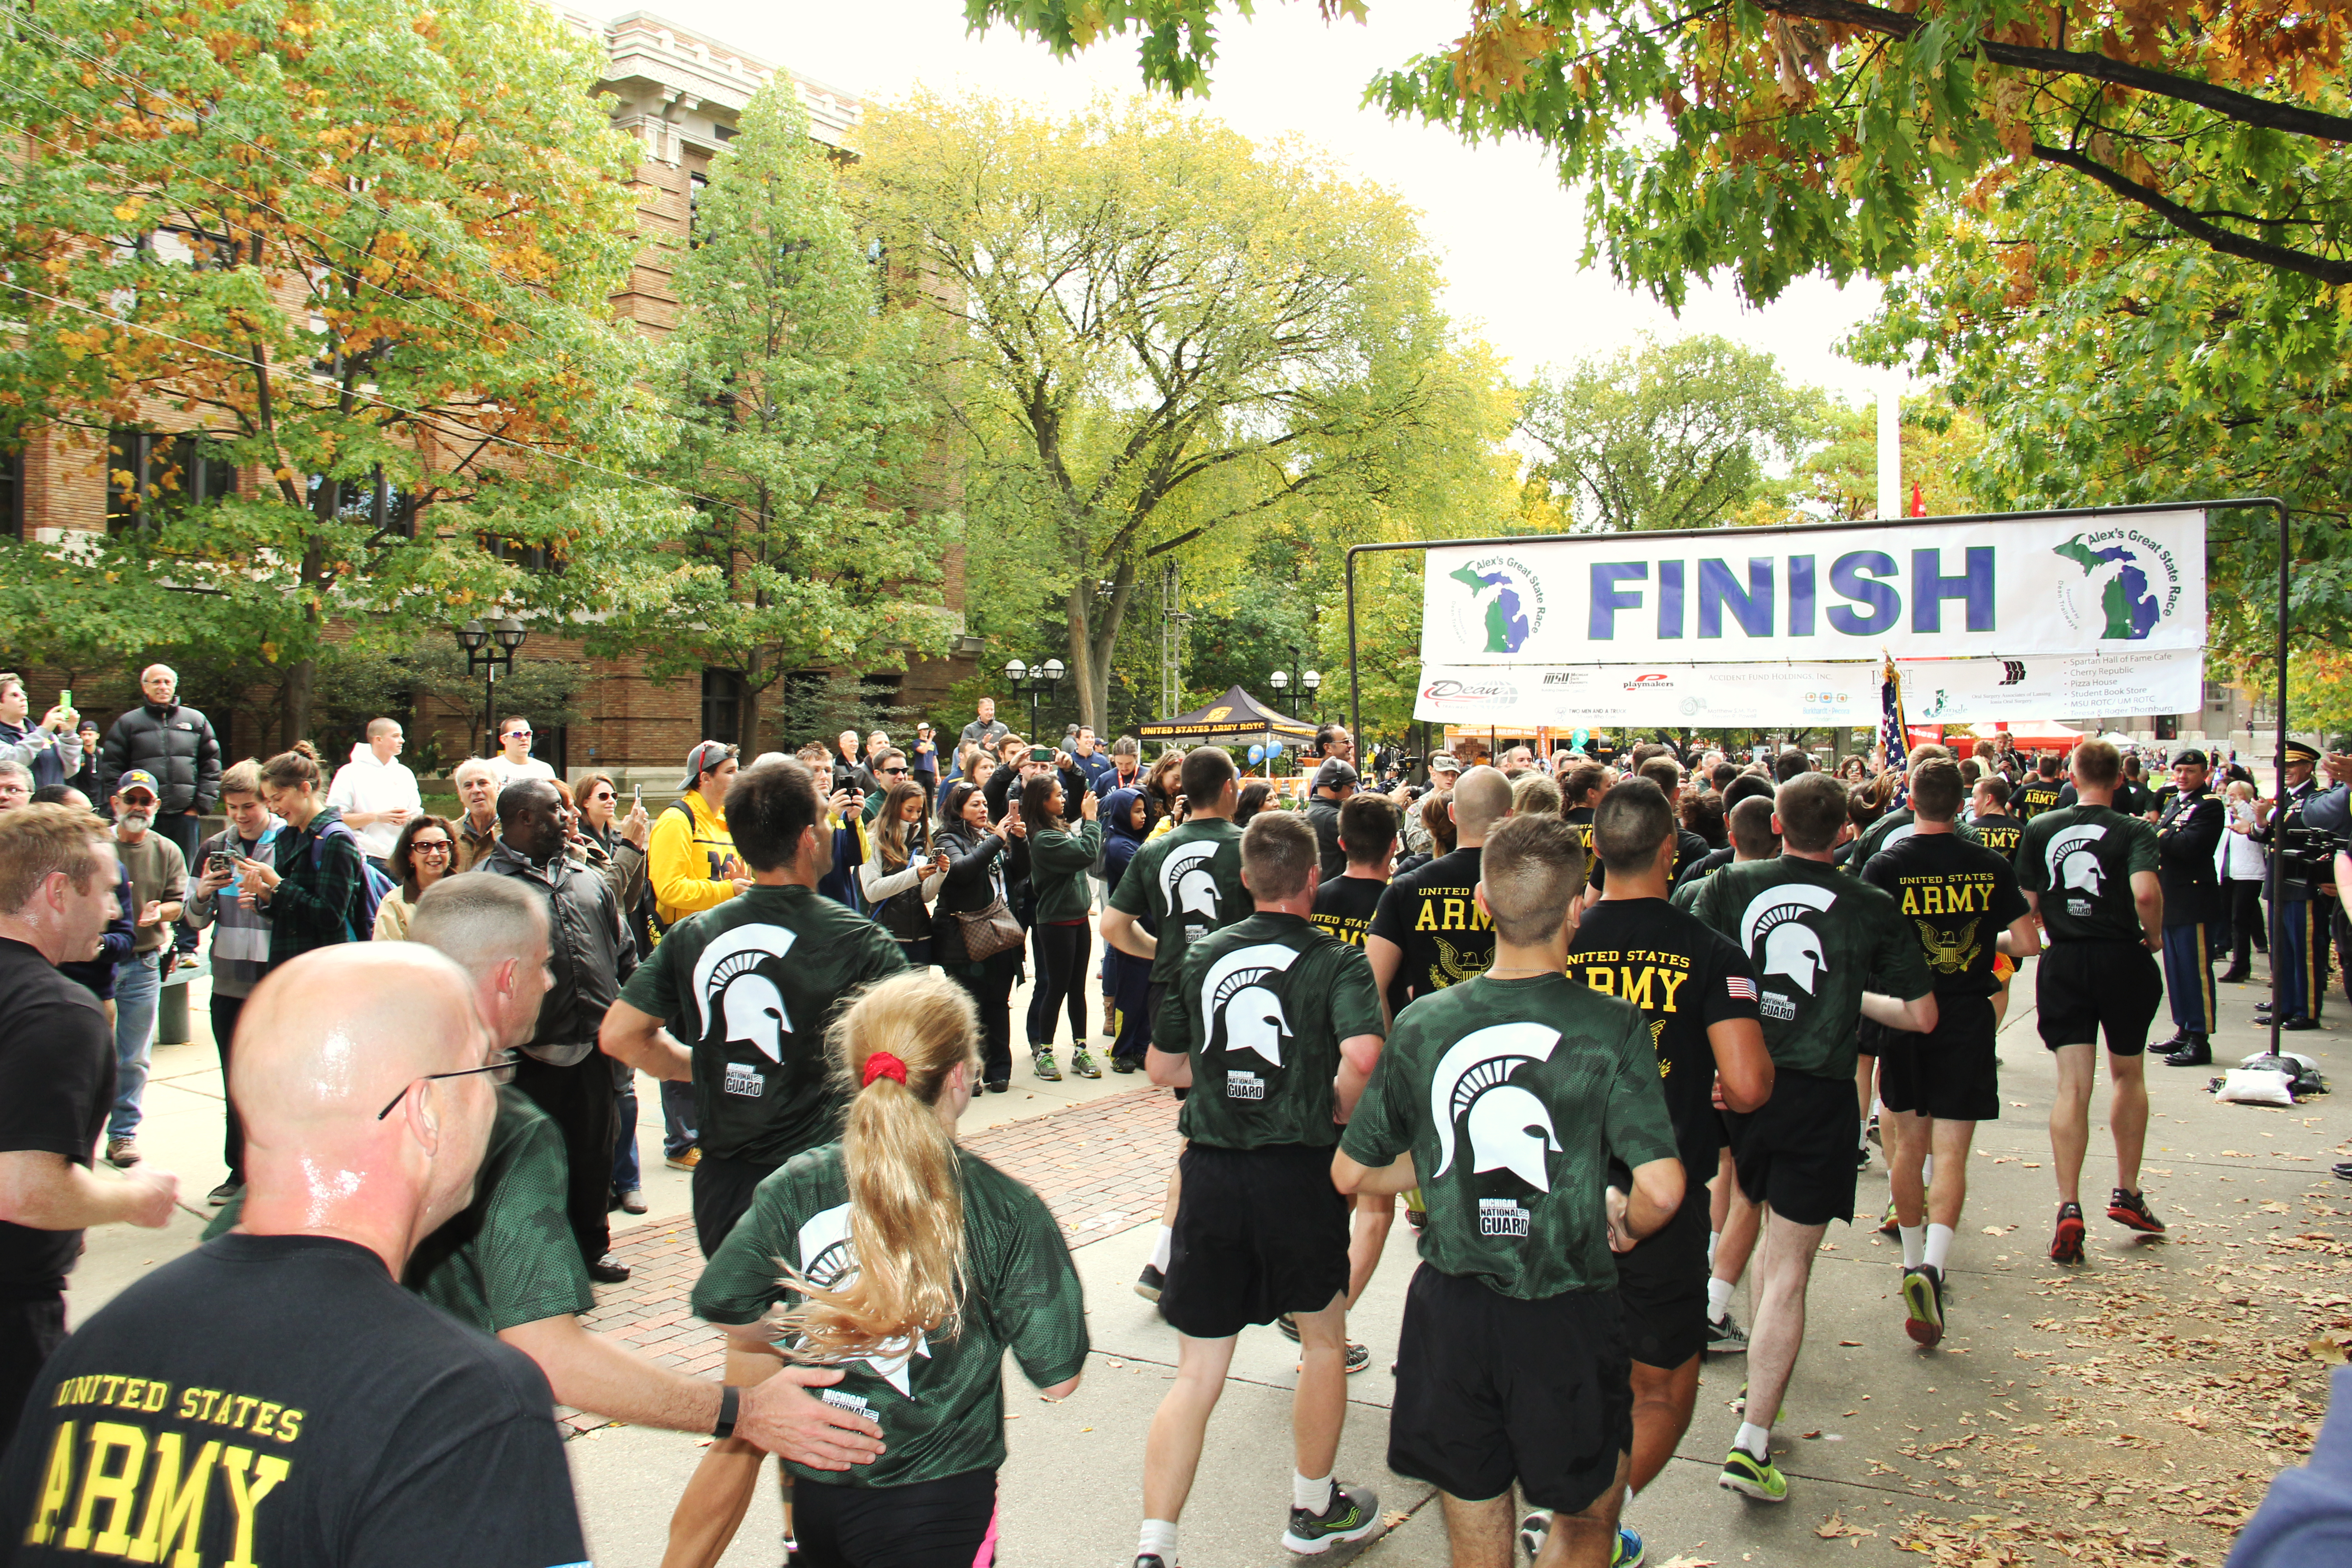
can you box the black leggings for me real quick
[1025,921,1092,1049]
[2225,878,2268,969]
[791,1466,998,1568]
[947,950,1019,1086]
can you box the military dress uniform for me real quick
[2155,765,2225,1064]
[2255,742,2335,1030]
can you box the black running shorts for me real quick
[1722,1070,1858,1228]
[789,1466,998,1568]
[691,1152,781,1259]
[1877,993,2000,1122]
[1614,1185,1710,1371]
[1389,1266,1632,1513]
[2035,940,2164,1057]
[1159,1142,1349,1339]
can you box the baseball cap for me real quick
[1429,754,1463,775]
[115,769,161,799]
[1313,758,1359,791]
[680,740,735,790]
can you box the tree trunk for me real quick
[283,657,314,751]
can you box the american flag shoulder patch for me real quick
[1725,976,1759,1002]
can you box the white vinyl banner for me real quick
[1421,510,2206,666]
[1413,662,1877,728]
[1894,647,2206,725]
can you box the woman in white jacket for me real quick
[861,776,948,966]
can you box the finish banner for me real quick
[1421,510,2207,666]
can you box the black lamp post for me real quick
[1267,649,1321,721]
[456,617,526,757]
[1003,656,1065,740]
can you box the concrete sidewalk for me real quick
[59,948,2352,1566]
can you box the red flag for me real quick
[1909,480,1926,517]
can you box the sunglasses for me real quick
[879,765,908,776]
[376,1052,517,1120]
[504,729,532,740]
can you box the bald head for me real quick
[1450,765,1513,847]
[408,874,552,1050]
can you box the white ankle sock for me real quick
[1150,1225,1172,1273]
[1899,1224,1925,1269]
[1925,1222,1955,1273]
[1293,1471,1334,1514]
[1706,1277,1734,1321]
[1735,1420,1772,1460]
[1858,1116,1871,1151]
[1139,1519,1179,1564]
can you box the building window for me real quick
[689,171,709,248]
[108,431,235,533]
[478,533,561,572]
[308,469,412,536]
[702,668,746,747]
[0,448,22,540]
[711,123,737,142]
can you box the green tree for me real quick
[0,0,676,745]
[848,91,1510,732]
[1520,335,1813,533]
[588,87,955,760]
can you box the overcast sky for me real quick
[615,0,1892,403]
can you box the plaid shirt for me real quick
[265,806,374,961]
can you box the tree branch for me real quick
[2029,142,2352,284]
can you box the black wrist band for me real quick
[713,1383,740,1440]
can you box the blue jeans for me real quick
[110,950,162,1139]
[661,1077,698,1158]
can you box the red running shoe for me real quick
[2107,1187,2166,1234]
[2050,1202,2086,1264]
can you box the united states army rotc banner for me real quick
[1421,510,2207,666]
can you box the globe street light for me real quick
[456,616,525,757]
[1004,656,1065,739]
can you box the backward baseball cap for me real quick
[681,740,736,790]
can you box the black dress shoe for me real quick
[984,1078,1010,1094]
[2283,1016,2322,1031]
[2334,1162,2352,1181]
[2163,1036,2212,1067]
[2218,968,2249,984]
[589,1254,631,1284]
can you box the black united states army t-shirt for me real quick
[1309,873,1387,949]
[1567,897,1762,1179]
[0,1234,586,1568]
[1368,846,1490,1017]
[1861,831,2029,998]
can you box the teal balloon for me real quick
[1248,745,1265,764]
[1268,739,1284,756]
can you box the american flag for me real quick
[1881,654,1910,806]
[1725,975,1759,1003]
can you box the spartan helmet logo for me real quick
[691,924,799,1063]
[2047,824,2108,897]
[1880,823,1918,853]
[794,1204,930,1397]
[1429,1023,1564,1193]
[1740,882,1838,995]
[1161,840,1222,925]
[1200,942,1302,1066]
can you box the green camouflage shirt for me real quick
[2016,804,2162,944]
[1108,818,1253,987]
[692,1145,1088,1487]
[1690,857,1934,1081]
[1340,974,1676,1299]
[209,1088,591,1334]
[619,883,906,1166]
[1154,912,1386,1149]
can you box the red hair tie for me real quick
[862,1051,909,1088]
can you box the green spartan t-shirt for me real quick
[1690,857,1934,1082]
[1108,818,1254,988]
[209,1087,593,1334]
[618,883,907,1166]
[692,1144,1089,1488]
[2016,804,2162,944]
[1339,974,1676,1300]
[1153,911,1386,1150]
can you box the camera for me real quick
[2280,823,2337,884]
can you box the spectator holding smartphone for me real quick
[862,776,948,965]
[181,759,282,1204]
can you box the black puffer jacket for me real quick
[480,843,635,1063]
[931,824,1029,965]
[99,701,221,814]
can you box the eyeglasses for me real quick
[376,1052,517,1120]
[411,840,453,857]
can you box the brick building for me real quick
[3,7,975,791]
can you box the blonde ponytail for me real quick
[780,972,982,1363]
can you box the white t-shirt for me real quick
[325,747,425,859]
[487,754,557,790]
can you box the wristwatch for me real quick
[713,1383,740,1440]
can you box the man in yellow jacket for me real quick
[650,741,748,930]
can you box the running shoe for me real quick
[1613,1524,1646,1567]
[1135,1263,1165,1302]
[2107,1187,2166,1234]
[1901,1264,1945,1348]
[1134,1557,1170,1568]
[1032,1048,1062,1082]
[1509,1512,1640,1564]
[664,1147,701,1172]
[1070,1048,1103,1079]
[1718,1445,1788,1502]
[1277,1313,1301,1343]
[1282,1480,1380,1554]
[1343,1341,1371,1375]
[1877,1199,1900,1237]
[2050,1201,2086,1264]
[1704,1312,1749,1355]
[1111,1056,1140,1074]
[1853,1143,1871,1171]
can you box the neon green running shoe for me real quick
[1718,1445,1788,1502]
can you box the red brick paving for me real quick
[562,1086,1181,1436]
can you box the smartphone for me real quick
[206,851,235,876]
[58,689,71,711]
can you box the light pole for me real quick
[1003,656,1066,740]
[456,617,526,757]
[1267,649,1321,721]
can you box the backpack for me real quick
[311,820,395,940]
